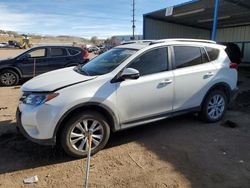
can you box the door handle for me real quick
[160,79,172,84]
[205,72,214,77]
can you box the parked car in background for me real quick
[0,45,89,86]
[17,39,238,158]
[8,40,21,48]
[87,46,100,53]
[0,42,8,48]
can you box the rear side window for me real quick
[205,47,220,61]
[174,46,202,68]
[201,48,209,63]
[68,48,80,56]
[129,47,168,76]
[50,48,67,57]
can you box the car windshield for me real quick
[80,48,137,76]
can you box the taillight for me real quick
[230,62,238,69]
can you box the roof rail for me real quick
[150,38,216,45]
[121,40,156,45]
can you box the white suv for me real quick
[17,39,239,158]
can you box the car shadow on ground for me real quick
[109,111,250,188]
[1,112,248,188]
[0,114,200,175]
[0,120,73,174]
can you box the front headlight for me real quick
[23,93,59,106]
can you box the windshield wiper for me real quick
[74,66,89,76]
[80,66,90,76]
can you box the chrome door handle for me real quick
[205,72,214,76]
[160,79,172,84]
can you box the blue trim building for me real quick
[143,0,250,63]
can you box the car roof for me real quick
[33,45,81,49]
[116,39,225,50]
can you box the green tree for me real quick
[90,36,98,44]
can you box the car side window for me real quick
[68,48,80,56]
[174,46,203,69]
[201,48,209,63]
[128,47,168,76]
[205,47,220,61]
[50,48,67,57]
[28,48,46,58]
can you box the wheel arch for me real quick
[0,67,22,79]
[54,102,119,143]
[201,82,232,106]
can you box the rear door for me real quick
[68,48,84,64]
[171,45,217,111]
[47,47,69,71]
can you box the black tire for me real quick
[60,111,110,158]
[199,90,228,123]
[0,70,19,86]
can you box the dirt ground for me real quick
[0,49,250,188]
[0,49,26,58]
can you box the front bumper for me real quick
[16,108,56,146]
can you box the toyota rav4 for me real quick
[17,39,239,158]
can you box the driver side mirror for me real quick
[121,68,140,80]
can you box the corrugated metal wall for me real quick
[144,18,250,63]
[144,17,250,42]
[217,26,250,63]
[144,18,210,39]
[217,26,250,42]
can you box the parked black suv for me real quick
[0,46,89,86]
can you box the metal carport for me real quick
[143,0,250,64]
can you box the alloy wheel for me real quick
[207,94,225,120]
[70,119,104,152]
[1,72,16,86]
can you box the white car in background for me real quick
[17,39,238,158]
[0,42,8,48]
[87,46,100,53]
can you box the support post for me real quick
[211,0,220,41]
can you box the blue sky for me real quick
[0,0,188,39]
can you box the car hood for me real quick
[0,58,14,63]
[22,67,97,92]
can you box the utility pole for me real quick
[131,0,135,40]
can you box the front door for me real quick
[18,47,48,77]
[116,47,174,125]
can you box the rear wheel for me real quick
[0,70,19,86]
[60,111,110,158]
[200,90,228,123]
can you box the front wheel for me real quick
[200,90,228,123]
[0,70,19,86]
[60,111,110,158]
